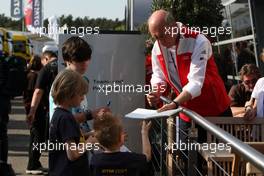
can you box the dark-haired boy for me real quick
[49,36,109,132]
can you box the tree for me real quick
[54,15,124,31]
[151,0,224,28]
[0,13,125,32]
[0,14,22,31]
[171,0,224,28]
[151,0,172,12]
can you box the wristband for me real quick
[84,109,93,121]
[172,100,179,109]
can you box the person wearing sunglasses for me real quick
[228,64,261,117]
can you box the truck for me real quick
[10,32,33,62]
[0,27,13,58]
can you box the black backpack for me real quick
[0,56,27,97]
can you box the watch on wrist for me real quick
[172,100,179,109]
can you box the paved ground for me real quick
[7,97,48,176]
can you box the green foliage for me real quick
[114,24,126,31]
[151,0,172,12]
[57,15,124,31]
[0,13,124,31]
[150,0,224,28]
[172,0,224,28]
[138,22,148,34]
[0,14,22,30]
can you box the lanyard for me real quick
[169,51,177,71]
[167,49,182,93]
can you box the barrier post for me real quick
[188,121,198,175]
[167,116,176,176]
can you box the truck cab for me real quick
[10,33,32,62]
[0,28,13,58]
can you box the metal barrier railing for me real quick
[150,107,264,176]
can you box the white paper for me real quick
[125,108,180,119]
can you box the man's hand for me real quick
[146,92,160,107]
[158,102,177,112]
[85,131,98,144]
[244,108,257,121]
[245,101,253,108]
[26,107,36,127]
[74,107,111,123]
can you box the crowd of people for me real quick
[0,9,263,176]
[1,36,154,176]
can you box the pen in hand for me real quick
[106,100,111,107]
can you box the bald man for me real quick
[147,10,232,174]
[147,10,231,132]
